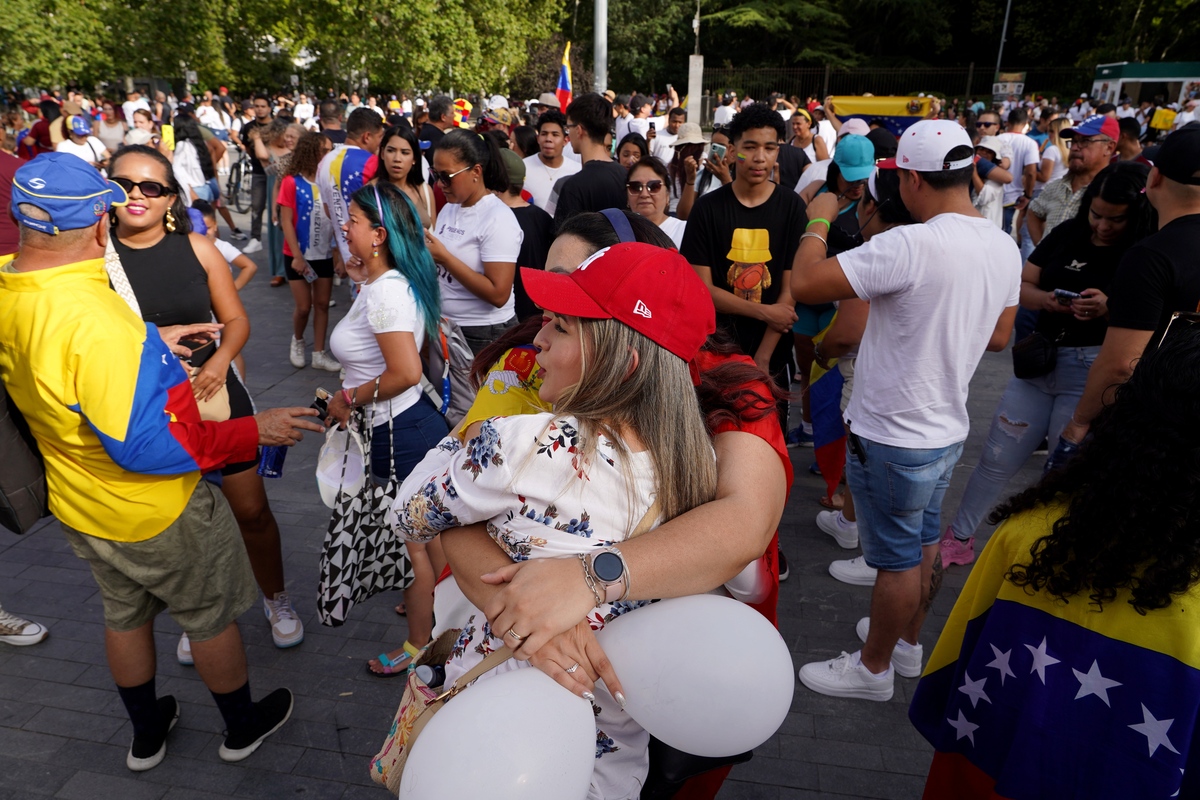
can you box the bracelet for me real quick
[806,218,831,231]
[341,388,353,407]
[350,385,358,406]
[801,231,828,248]
[577,554,603,607]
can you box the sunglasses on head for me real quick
[627,180,664,194]
[429,165,472,186]
[1155,311,1200,350]
[112,177,169,198]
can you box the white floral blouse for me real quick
[389,412,665,799]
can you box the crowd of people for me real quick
[1,72,1199,799]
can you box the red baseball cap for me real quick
[521,243,716,362]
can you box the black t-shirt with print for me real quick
[241,119,268,175]
[680,182,805,374]
[552,159,628,228]
[1107,214,1200,338]
[1028,217,1124,347]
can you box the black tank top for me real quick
[114,231,215,367]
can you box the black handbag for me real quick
[1011,330,1061,379]
[0,379,49,534]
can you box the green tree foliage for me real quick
[0,0,112,87]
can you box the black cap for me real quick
[1155,122,1200,185]
[175,101,196,117]
[866,127,898,159]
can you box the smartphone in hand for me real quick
[710,142,727,162]
[311,387,332,417]
[1054,289,1082,305]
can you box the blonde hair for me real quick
[1046,117,1072,167]
[551,316,717,526]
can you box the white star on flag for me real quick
[947,709,980,746]
[1072,660,1122,707]
[1129,703,1179,758]
[958,672,991,709]
[986,643,1016,686]
[1025,636,1061,684]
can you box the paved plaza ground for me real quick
[0,217,1041,799]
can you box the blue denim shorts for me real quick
[844,435,963,571]
[370,395,449,483]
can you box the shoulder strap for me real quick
[104,238,142,318]
[628,497,662,539]
[444,646,513,697]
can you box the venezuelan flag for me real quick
[910,502,1200,799]
[809,319,846,502]
[556,42,573,110]
[829,95,931,138]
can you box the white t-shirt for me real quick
[522,153,581,211]
[837,213,1022,448]
[651,126,681,166]
[1116,106,1137,119]
[329,271,427,425]
[713,104,736,127]
[657,215,686,248]
[122,98,150,124]
[433,193,523,326]
[55,137,108,166]
[614,113,633,145]
[294,102,315,123]
[196,105,226,131]
[1175,110,1196,129]
[213,238,243,264]
[402,99,413,116]
[816,120,838,158]
[999,132,1040,205]
[172,141,206,204]
[627,116,665,139]
[794,159,831,196]
[1035,143,1067,190]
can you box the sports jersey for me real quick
[316,145,379,263]
[0,255,258,541]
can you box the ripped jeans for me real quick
[946,345,1100,540]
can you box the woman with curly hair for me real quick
[910,320,1200,799]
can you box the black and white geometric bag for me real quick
[316,399,414,626]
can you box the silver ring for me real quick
[565,663,580,674]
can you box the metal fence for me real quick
[703,65,1094,106]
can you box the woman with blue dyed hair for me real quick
[324,181,446,676]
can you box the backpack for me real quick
[419,317,474,429]
[0,378,49,534]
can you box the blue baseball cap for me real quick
[11,152,129,235]
[834,134,876,182]
[69,115,92,136]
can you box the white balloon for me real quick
[596,595,794,757]
[399,666,595,799]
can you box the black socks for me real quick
[211,681,258,736]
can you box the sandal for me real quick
[367,640,420,677]
[818,493,845,511]
[394,603,406,617]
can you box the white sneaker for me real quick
[312,350,342,372]
[242,238,263,254]
[798,650,893,701]
[333,275,343,287]
[327,298,337,308]
[855,617,924,678]
[289,337,306,369]
[176,632,193,666]
[816,510,859,549]
[263,593,304,649]
[829,556,878,586]
[0,607,48,646]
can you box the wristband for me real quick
[806,218,831,231]
[341,388,353,407]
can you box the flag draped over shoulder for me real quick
[556,42,573,110]
[910,502,1200,800]
[809,319,846,500]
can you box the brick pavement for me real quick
[0,218,1042,799]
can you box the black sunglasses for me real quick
[428,165,472,186]
[976,121,998,128]
[626,180,664,194]
[112,177,170,198]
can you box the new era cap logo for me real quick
[633,300,652,319]
[28,178,46,189]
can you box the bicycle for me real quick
[225,147,253,214]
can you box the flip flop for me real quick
[819,493,845,511]
[394,603,406,616]
[366,641,420,677]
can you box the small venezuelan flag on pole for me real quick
[556,42,573,110]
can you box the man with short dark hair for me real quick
[552,93,627,226]
[0,153,323,769]
[625,94,656,138]
[1054,123,1200,465]
[651,106,688,166]
[792,121,1020,700]
[420,95,454,167]
[317,99,346,145]
[999,108,1040,239]
[317,107,382,269]
[523,108,580,213]
[239,94,274,255]
[713,91,738,127]
[613,94,634,143]
[1116,116,1150,164]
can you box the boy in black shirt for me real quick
[553,93,627,228]
[681,103,804,381]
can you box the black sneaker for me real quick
[126,695,180,772]
[778,546,790,582]
[218,688,293,762]
[230,229,248,241]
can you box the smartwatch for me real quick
[589,547,628,603]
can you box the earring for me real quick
[164,209,176,233]
[372,247,379,258]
